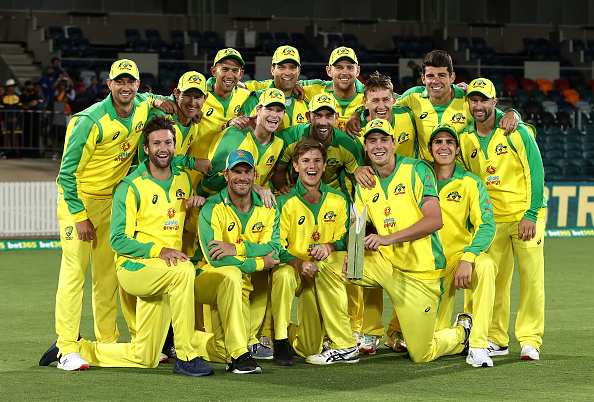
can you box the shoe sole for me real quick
[227,367,263,374]
[305,358,360,365]
[273,360,295,366]
[173,367,214,377]
[251,355,274,360]
[466,356,494,367]
[520,355,539,361]
[57,363,90,371]
[488,349,509,357]
[358,348,377,355]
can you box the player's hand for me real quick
[363,233,390,251]
[276,184,292,195]
[237,81,247,89]
[228,115,255,130]
[299,260,320,277]
[341,253,361,280]
[500,110,520,136]
[253,184,277,208]
[262,250,280,270]
[185,195,206,209]
[309,243,335,261]
[208,240,237,260]
[454,260,473,289]
[456,82,469,92]
[159,247,189,267]
[153,98,178,114]
[518,218,536,241]
[354,166,376,189]
[194,158,213,174]
[75,219,96,241]
[345,113,363,138]
[192,110,203,124]
[292,84,305,101]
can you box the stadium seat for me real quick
[514,89,530,107]
[171,30,185,49]
[564,142,583,152]
[566,127,584,137]
[188,30,201,43]
[555,78,571,92]
[572,39,586,52]
[544,165,561,176]
[275,32,291,45]
[548,90,564,105]
[125,29,141,46]
[531,89,547,103]
[132,39,149,53]
[504,78,519,97]
[563,89,580,106]
[343,34,359,47]
[457,36,470,50]
[557,111,572,128]
[521,78,537,94]
[562,165,583,178]
[542,100,558,115]
[523,38,536,53]
[537,78,553,94]
[67,27,84,40]
[544,149,563,160]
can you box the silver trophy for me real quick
[347,203,367,279]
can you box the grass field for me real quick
[1,238,593,401]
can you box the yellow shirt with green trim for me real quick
[299,79,365,131]
[395,84,470,162]
[110,162,193,268]
[56,93,159,223]
[200,126,284,195]
[277,123,364,195]
[436,163,495,270]
[277,179,349,264]
[459,109,546,223]
[241,82,309,131]
[187,77,251,161]
[354,155,445,279]
[244,79,273,93]
[359,105,417,158]
[198,187,281,274]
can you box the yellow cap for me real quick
[213,48,245,68]
[329,47,358,65]
[258,88,286,109]
[271,46,301,65]
[429,123,459,143]
[309,93,337,113]
[467,78,496,99]
[177,71,207,94]
[109,59,139,80]
[363,119,393,138]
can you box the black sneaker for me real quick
[173,356,215,377]
[226,352,262,374]
[39,343,59,366]
[273,338,294,366]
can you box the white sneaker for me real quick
[359,334,381,355]
[353,331,363,346]
[159,353,169,363]
[467,347,494,367]
[521,345,540,360]
[487,340,509,356]
[248,343,274,360]
[384,331,407,352]
[57,353,89,371]
[305,347,359,365]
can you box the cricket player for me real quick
[459,78,546,361]
[345,50,519,162]
[307,119,471,365]
[242,46,309,131]
[39,59,196,368]
[193,149,281,374]
[44,116,216,376]
[272,138,350,366]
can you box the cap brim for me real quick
[261,101,285,109]
[275,57,301,66]
[110,72,139,80]
[332,56,357,65]
[467,89,494,99]
[364,129,392,138]
[310,105,336,113]
[227,160,255,170]
[216,55,245,68]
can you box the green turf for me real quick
[1,238,593,401]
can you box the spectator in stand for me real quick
[1,79,23,158]
[53,78,76,104]
[49,89,71,160]
[51,57,64,80]
[71,82,95,113]
[20,80,44,154]
[87,76,101,97]
[96,85,109,103]
[38,66,59,103]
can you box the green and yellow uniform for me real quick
[199,126,284,195]
[359,106,417,158]
[79,162,198,368]
[193,188,281,363]
[459,109,546,351]
[272,179,349,356]
[316,156,467,362]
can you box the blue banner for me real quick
[544,182,594,237]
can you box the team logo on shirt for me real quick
[115,141,132,161]
[122,141,131,152]
[187,134,193,146]
[135,121,144,133]
[372,193,380,203]
[296,113,305,123]
[112,131,120,140]
[485,166,500,186]
[266,155,275,166]
[327,158,339,166]
[298,216,305,225]
[164,208,179,230]
[495,143,508,155]
[323,211,336,222]
[383,207,395,227]
[451,113,466,124]
[152,195,158,204]
[167,208,175,218]
[312,231,321,241]
[397,132,409,144]
[206,108,214,116]
[234,105,241,116]
[228,222,235,231]
[471,149,477,158]
[447,191,462,202]
[424,174,435,190]
[394,183,406,195]
[384,207,391,216]
[251,222,264,233]
[65,226,73,240]
[486,165,496,174]
[420,112,428,119]
[176,189,186,200]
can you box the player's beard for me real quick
[148,151,173,170]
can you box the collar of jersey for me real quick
[137,161,181,179]
[220,186,263,207]
[105,93,140,121]
[421,83,464,99]
[295,177,329,197]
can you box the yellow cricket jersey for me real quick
[187,77,251,160]
[395,85,470,162]
[300,79,365,131]
[198,187,281,274]
[244,79,272,92]
[278,123,364,194]
[110,162,193,265]
[436,163,496,268]
[354,155,445,278]
[359,105,417,158]
[56,93,156,222]
[240,82,309,131]
[200,126,284,195]
[277,179,349,263]
[459,109,546,223]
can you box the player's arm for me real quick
[239,206,281,259]
[461,175,496,263]
[243,79,273,92]
[296,79,328,102]
[271,128,297,194]
[200,128,237,195]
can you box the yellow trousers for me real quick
[488,218,545,349]
[55,196,119,356]
[79,258,198,367]
[249,270,272,345]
